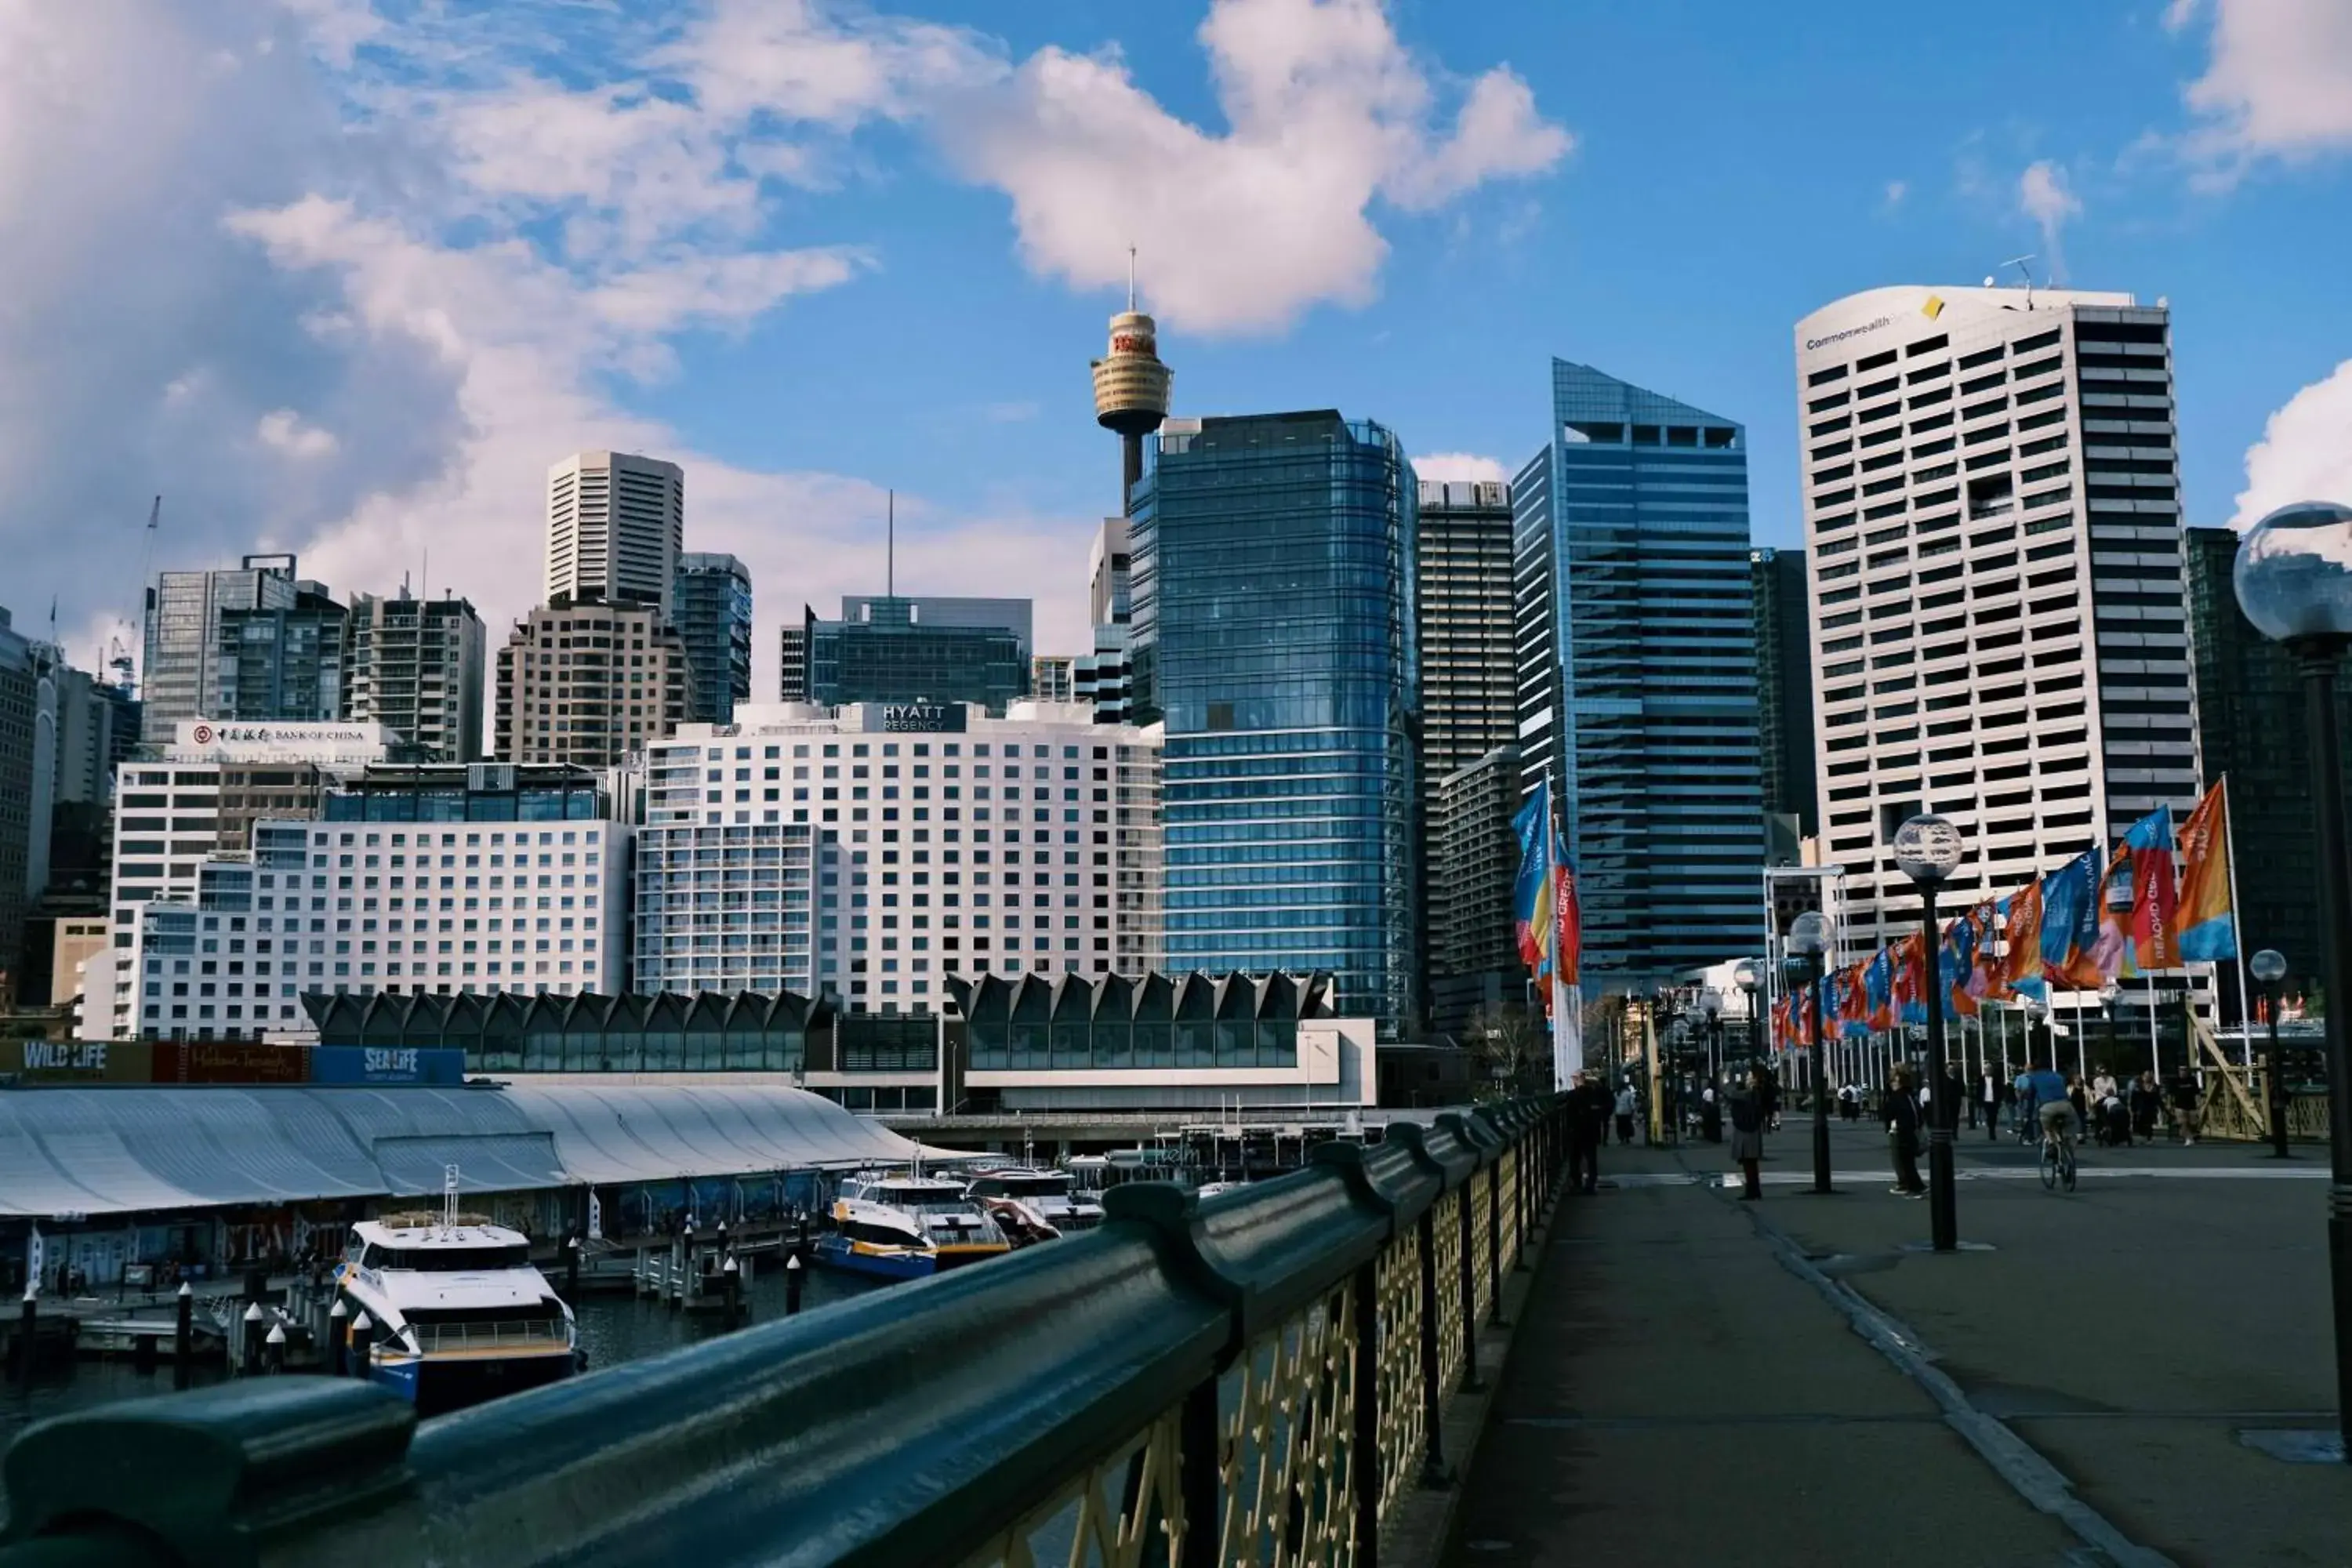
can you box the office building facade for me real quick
[346,591,487,761]
[1751,546,1820,850]
[546,450,685,616]
[630,702,1163,1014]
[1415,478,1519,1006]
[1795,287,2198,949]
[0,608,35,1000]
[124,764,628,1040]
[493,601,693,767]
[94,720,394,1036]
[1132,410,1419,1036]
[2186,525,2347,996]
[1031,655,1076,703]
[215,580,349,723]
[1514,361,1765,991]
[796,598,1029,713]
[1429,745,1521,1036]
[142,554,306,727]
[675,553,753,725]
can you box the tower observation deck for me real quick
[1091,293,1172,509]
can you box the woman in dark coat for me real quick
[1886,1066,1926,1196]
[1729,1066,1767,1200]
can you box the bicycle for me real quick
[2038,1126,2077,1192]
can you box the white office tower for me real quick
[1794,285,2198,949]
[546,451,685,616]
[631,702,1164,1013]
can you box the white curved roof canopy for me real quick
[0,1083,939,1218]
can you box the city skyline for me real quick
[3,2,2347,702]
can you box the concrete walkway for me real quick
[1444,1122,2347,1567]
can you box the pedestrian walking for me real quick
[2130,1071,2160,1144]
[2169,1073,2202,1145]
[1980,1069,2002,1141]
[1886,1066,1926,1198]
[1566,1069,1610,1194]
[1729,1066,1767,1200]
[1613,1081,1637,1146]
[1700,1080,1723,1144]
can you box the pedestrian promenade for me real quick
[1445,1119,2347,1567]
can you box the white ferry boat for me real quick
[814,1173,1012,1281]
[965,1167,1105,1235]
[335,1177,579,1416]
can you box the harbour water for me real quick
[1,1256,887,1443]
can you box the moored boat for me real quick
[335,1179,578,1417]
[813,1173,1012,1281]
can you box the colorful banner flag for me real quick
[2094,806,2177,978]
[1555,833,1582,987]
[1511,779,1556,992]
[1893,931,1930,1025]
[1837,961,1872,1039]
[2040,849,2106,989]
[1864,946,1896,1032]
[2004,880,2047,998]
[1942,909,1981,1018]
[2176,783,2237,963]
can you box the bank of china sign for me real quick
[178,720,384,757]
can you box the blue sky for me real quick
[2,0,2348,679]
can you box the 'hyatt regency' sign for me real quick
[881,704,967,732]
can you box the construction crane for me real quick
[115,495,160,697]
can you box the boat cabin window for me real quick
[971,1174,1071,1200]
[362,1243,531,1271]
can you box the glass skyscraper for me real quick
[1514,361,1764,991]
[674,553,753,724]
[1131,410,1420,1037]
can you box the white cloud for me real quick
[1413,452,1507,485]
[257,408,339,457]
[2016,160,2080,282]
[2230,358,2352,529]
[2174,0,2352,178]
[1882,178,1908,208]
[940,0,1570,334]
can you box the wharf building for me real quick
[630,701,1163,1018]
[2186,525,2350,1000]
[780,597,1031,713]
[1414,480,1521,1033]
[493,601,694,768]
[1793,286,2198,949]
[1131,410,1420,1038]
[1751,546,1819,857]
[1513,361,1766,993]
[120,761,629,1041]
[545,451,685,618]
[92,720,398,1038]
[143,554,346,728]
[675,552,753,725]
[345,590,487,761]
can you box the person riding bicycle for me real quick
[2015,1067,2067,1139]
[2037,1091,2082,1156]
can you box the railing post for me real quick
[1416,1203,1449,1488]
[1456,1182,1480,1392]
[1350,1256,1381,1568]
[1180,1374,1218,1568]
[1488,1152,1507,1323]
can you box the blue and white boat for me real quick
[814,1173,1011,1281]
[336,1180,578,1416]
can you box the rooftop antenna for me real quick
[886,489,895,598]
[2001,254,2038,310]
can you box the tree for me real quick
[1465,1004,1547,1096]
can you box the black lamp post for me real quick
[2253,947,2290,1160]
[1896,814,1963,1252]
[1733,958,1762,1087]
[1787,911,1832,1193]
[2234,497,2352,1462]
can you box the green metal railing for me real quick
[0,1098,1564,1568]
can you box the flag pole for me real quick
[2223,775,2253,1071]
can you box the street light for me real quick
[1733,958,1762,1080]
[1895,813,1964,1252]
[2099,980,2122,1081]
[2252,947,2290,1160]
[1701,986,1725,1086]
[1786,910,1832,1193]
[2233,497,2352,1462]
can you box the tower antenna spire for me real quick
[1127,246,1137,311]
